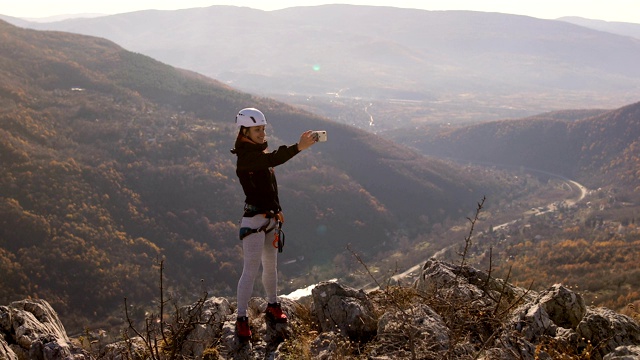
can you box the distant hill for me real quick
[0,20,524,329]
[0,13,107,23]
[389,103,640,190]
[0,14,31,28]
[559,16,640,39]
[8,5,640,128]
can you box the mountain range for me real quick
[559,16,640,40]
[1,7,639,332]
[0,19,516,328]
[390,103,640,190]
[4,5,640,128]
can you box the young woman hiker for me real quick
[230,107,318,341]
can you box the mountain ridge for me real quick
[2,14,638,335]
[390,101,640,191]
[0,20,519,329]
[8,5,640,126]
[559,16,640,39]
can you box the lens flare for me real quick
[312,64,321,71]
[316,224,327,235]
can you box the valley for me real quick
[1,9,639,337]
[301,167,588,293]
[368,174,639,317]
[270,90,633,133]
[381,173,588,290]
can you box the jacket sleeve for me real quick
[237,144,300,171]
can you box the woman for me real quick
[230,107,317,340]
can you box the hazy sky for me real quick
[1,0,639,23]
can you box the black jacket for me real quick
[232,138,300,212]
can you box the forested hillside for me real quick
[392,103,640,191]
[0,21,532,331]
[385,102,640,317]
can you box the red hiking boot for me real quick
[265,302,288,323]
[235,316,251,340]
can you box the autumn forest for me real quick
[1,19,639,334]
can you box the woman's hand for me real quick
[297,130,317,151]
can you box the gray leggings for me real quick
[236,215,278,317]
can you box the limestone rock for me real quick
[0,299,89,360]
[311,281,378,342]
[176,296,231,358]
[2,259,639,360]
[538,284,586,329]
[414,258,535,310]
[376,303,450,357]
[603,345,640,359]
[510,284,586,344]
[577,307,640,359]
[414,259,485,304]
[1,330,18,360]
[98,336,147,360]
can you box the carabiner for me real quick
[272,221,285,253]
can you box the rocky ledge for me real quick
[2,259,639,359]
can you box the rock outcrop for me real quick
[0,299,89,360]
[2,259,639,359]
[311,281,378,343]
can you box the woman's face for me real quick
[244,125,266,144]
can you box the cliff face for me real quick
[2,260,639,360]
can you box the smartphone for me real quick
[313,130,327,142]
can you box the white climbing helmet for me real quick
[235,108,267,127]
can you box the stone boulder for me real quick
[494,283,640,360]
[0,299,89,360]
[413,260,640,360]
[176,296,231,358]
[1,329,18,360]
[538,284,586,329]
[3,259,639,360]
[98,336,147,360]
[311,281,378,342]
[414,258,535,310]
[374,303,450,358]
[511,284,586,343]
[490,284,587,359]
[603,345,640,359]
[577,307,640,359]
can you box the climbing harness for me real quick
[238,220,275,240]
[238,204,286,252]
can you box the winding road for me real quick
[373,173,588,291]
[284,169,588,297]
